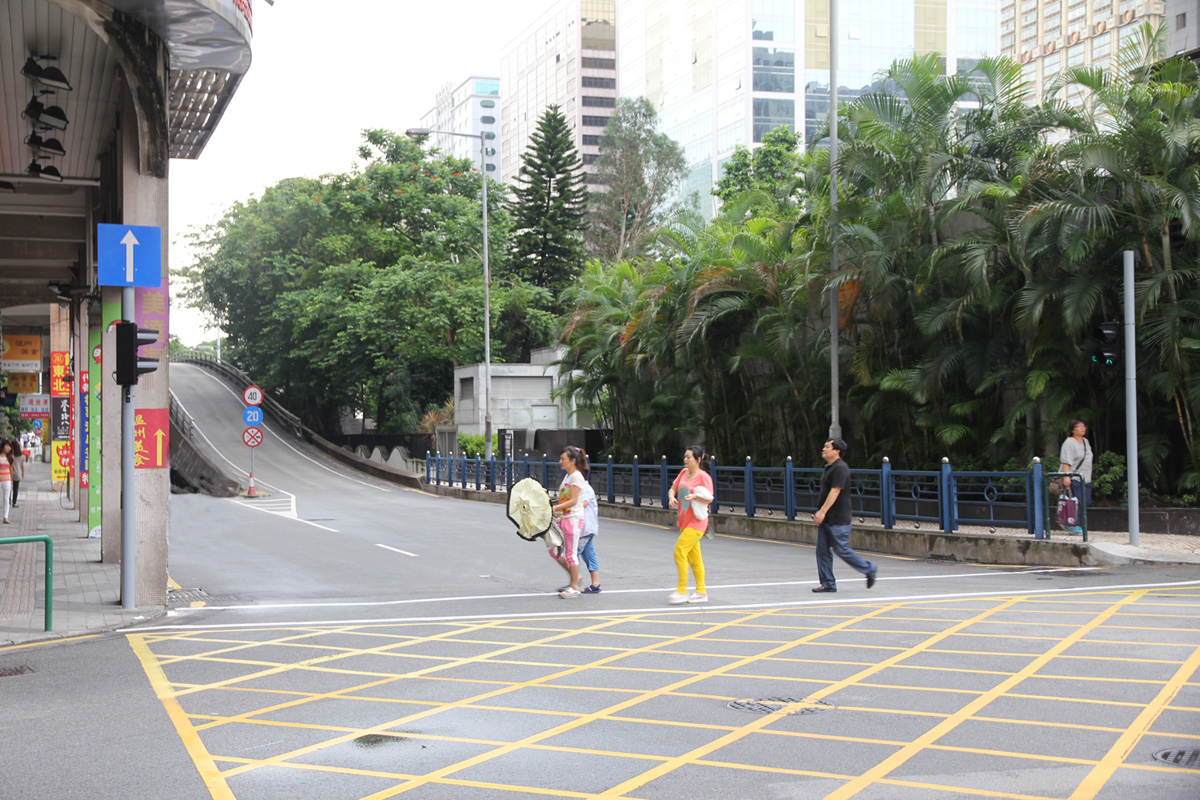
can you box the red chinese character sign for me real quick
[50,351,70,396]
[134,409,169,469]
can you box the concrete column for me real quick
[98,56,171,605]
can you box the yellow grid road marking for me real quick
[127,587,1200,800]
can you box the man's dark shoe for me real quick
[812,586,837,593]
[866,569,877,589]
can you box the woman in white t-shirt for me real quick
[551,446,588,598]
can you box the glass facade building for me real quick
[500,0,618,185]
[619,0,997,216]
[419,76,502,174]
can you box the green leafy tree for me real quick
[506,105,587,292]
[713,126,802,208]
[586,97,687,261]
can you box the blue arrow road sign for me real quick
[243,407,264,426]
[97,224,162,287]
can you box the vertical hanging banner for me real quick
[88,329,102,538]
[50,351,71,483]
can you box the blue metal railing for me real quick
[424,453,1055,538]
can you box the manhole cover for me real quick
[167,589,239,606]
[1153,748,1200,769]
[727,697,836,715]
[0,665,34,678]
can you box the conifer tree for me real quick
[506,105,587,293]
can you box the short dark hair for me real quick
[827,438,848,456]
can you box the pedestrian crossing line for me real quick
[126,589,1200,800]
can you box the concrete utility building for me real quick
[0,0,252,605]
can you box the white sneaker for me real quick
[687,593,709,604]
[667,592,689,605]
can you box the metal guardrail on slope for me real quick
[170,351,303,437]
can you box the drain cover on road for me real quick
[727,697,836,715]
[1153,748,1200,769]
[167,589,239,606]
[0,665,34,678]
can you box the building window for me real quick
[474,79,499,95]
[582,96,616,107]
[480,115,495,124]
[1091,36,1111,59]
[752,97,794,142]
[480,99,496,108]
[1067,43,1085,66]
[582,134,604,145]
[582,76,616,88]
[585,173,609,185]
[582,115,610,127]
[1178,13,1188,29]
[459,377,474,400]
[581,57,616,69]
[1044,2,1062,16]
[582,153,600,165]
[752,47,795,93]
[751,0,795,41]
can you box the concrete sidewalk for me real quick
[2,460,1197,650]
[0,458,162,649]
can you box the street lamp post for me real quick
[405,127,493,459]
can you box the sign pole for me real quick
[120,285,136,609]
[248,447,257,496]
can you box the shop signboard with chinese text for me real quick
[134,409,169,469]
[1,334,41,372]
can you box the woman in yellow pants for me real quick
[666,446,714,604]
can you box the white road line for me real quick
[178,364,389,492]
[229,497,340,533]
[376,543,419,557]
[144,578,1200,631]
[163,566,1112,612]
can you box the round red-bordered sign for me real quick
[243,385,264,406]
[242,426,263,448]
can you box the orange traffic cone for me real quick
[246,471,258,497]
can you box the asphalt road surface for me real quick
[1,361,1197,800]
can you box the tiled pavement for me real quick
[1,457,1198,650]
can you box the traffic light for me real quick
[1092,321,1120,369]
[114,321,159,385]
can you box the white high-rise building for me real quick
[1165,0,1198,55]
[500,0,618,185]
[619,0,999,216]
[1000,0,1167,105]
[419,75,502,175]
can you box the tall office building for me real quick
[500,0,618,185]
[1165,0,1197,55]
[619,0,998,216]
[419,75,502,174]
[1000,0,1167,104]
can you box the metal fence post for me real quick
[939,457,952,533]
[425,451,431,484]
[607,455,615,503]
[881,457,894,529]
[633,455,641,507]
[461,452,468,489]
[475,454,482,490]
[710,455,719,514]
[436,451,442,486]
[745,456,755,517]
[1031,458,1045,539]
[523,454,530,480]
[542,454,549,489]
[660,456,669,508]
[784,456,795,521]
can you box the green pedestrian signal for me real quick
[1092,321,1120,369]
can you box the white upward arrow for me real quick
[120,230,139,282]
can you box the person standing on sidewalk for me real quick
[10,438,24,508]
[666,446,714,605]
[0,439,14,524]
[1058,419,1093,534]
[812,438,876,593]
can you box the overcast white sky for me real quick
[168,0,539,344]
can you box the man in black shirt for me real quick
[812,438,877,593]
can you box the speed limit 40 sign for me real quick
[243,385,264,406]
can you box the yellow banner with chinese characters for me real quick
[51,440,71,483]
[1,335,42,372]
[5,373,39,394]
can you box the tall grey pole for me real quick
[1124,250,1139,546]
[120,285,136,608]
[828,0,841,440]
[481,133,493,460]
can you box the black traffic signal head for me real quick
[114,321,159,385]
[1092,320,1121,369]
